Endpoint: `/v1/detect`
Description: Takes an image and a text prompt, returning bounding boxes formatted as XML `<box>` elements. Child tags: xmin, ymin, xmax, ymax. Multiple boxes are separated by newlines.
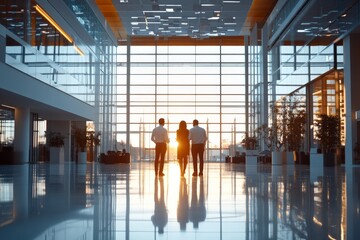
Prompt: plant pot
<box><xmin>246</xmin><ymin>150</ymin><xmax>258</xmax><ymax>166</ymax></box>
<box><xmin>272</xmin><ymin>151</ymin><xmax>283</xmax><ymax>165</ymax></box>
<box><xmin>78</xmin><ymin>151</ymin><xmax>87</xmax><ymax>164</ymax></box>
<box><xmin>310</xmin><ymin>152</ymin><xmax>338</xmax><ymax>167</ymax></box>
<box><xmin>286</xmin><ymin>151</ymin><xmax>295</xmax><ymax>165</ymax></box>
<box><xmin>49</xmin><ymin>147</ymin><xmax>64</xmax><ymax>164</ymax></box>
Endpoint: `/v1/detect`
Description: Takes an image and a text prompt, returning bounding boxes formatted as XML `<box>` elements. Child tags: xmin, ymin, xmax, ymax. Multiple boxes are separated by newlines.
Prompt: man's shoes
<box><xmin>199</xmin><ymin>172</ymin><xmax>203</xmax><ymax>176</ymax></box>
<box><xmin>159</xmin><ymin>172</ymin><xmax>165</xmax><ymax>176</ymax></box>
<box><xmin>192</xmin><ymin>172</ymin><xmax>197</xmax><ymax>177</ymax></box>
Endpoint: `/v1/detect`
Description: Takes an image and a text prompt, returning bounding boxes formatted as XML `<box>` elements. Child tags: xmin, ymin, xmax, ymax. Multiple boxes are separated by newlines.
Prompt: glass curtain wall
<box><xmin>116</xmin><ymin>42</ymin><xmax>247</xmax><ymax>162</ymax></box>
<box><xmin>262</xmin><ymin>0</ymin><xmax>347</xmax><ymax>153</ymax></box>
<box><xmin>248</xmin><ymin>25</ymin><xmax>262</xmax><ymax>137</ymax></box>
<box><xmin>0</xmin><ymin>0</ymin><xmax>117</xmax><ymax>152</ymax></box>
<box><xmin>1</xmin><ymin>0</ymin><xmax>95</xmax><ymax>103</ymax></box>
<box><xmin>64</xmin><ymin>0</ymin><xmax>118</xmax><ymax>153</ymax></box>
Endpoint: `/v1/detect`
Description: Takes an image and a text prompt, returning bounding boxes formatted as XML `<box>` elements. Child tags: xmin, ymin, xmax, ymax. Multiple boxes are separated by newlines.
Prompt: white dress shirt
<box><xmin>189</xmin><ymin>126</ymin><xmax>207</xmax><ymax>144</ymax></box>
<box><xmin>151</xmin><ymin>125</ymin><xmax>170</xmax><ymax>144</ymax></box>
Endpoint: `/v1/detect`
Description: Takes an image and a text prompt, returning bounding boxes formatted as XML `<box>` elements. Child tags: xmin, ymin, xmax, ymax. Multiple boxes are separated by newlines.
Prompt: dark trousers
<box><xmin>155</xmin><ymin>143</ymin><xmax>167</xmax><ymax>174</ymax></box>
<box><xmin>191</xmin><ymin>144</ymin><xmax>204</xmax><ymax>174</ymax></box>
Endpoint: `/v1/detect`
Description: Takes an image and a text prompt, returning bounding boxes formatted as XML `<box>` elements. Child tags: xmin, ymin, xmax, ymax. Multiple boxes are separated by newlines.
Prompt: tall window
<box><xmin>116</xmin><ymin>44</ymin><xmax>247</xmax><ymax>161</ymax></box>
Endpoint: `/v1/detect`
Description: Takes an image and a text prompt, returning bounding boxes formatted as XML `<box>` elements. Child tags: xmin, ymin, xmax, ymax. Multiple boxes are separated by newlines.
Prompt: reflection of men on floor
<box><xmin>177</xmin><ymin>177</ymin><xmax>189</xmax><ymax>231</ymax></box>
<box><xmin>151</xmin><ymin>177</ymin><xmax>168</xmax><ymax>234</ymax></box>
<box><xmin>189</xmin><ymin>176</ymin><xmax>206</xmax><ymax>229</ymax></box>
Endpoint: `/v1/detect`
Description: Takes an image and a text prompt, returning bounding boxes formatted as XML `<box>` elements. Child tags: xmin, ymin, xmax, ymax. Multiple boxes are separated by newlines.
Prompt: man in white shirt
<box><xmin>151</xmin><ymin>118</ymin><xmax>170</xmax><ymax>176</ymax></box>
<box><xmin>188</xmin><ymin>119</ymin><xmax>207</xmax><ymax>176</ymax></box>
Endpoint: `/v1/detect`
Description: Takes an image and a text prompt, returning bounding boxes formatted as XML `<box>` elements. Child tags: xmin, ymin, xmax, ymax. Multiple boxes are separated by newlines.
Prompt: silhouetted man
<box><xmin>189</xmin><ymin>119</ymin><xmax>207</xmax><ymax>176</ymax></box>
<box><xmin>151</xmin><ymin>118</ymin><xmax>169</xmax><ymax>176</ymax></box>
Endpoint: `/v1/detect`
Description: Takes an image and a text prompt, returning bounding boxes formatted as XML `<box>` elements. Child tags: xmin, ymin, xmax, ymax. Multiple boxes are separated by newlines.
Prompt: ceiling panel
<box><xmin>95</xmin><ymin>0</ymin><xmax>278</xmax><ymax>44</ymax></box>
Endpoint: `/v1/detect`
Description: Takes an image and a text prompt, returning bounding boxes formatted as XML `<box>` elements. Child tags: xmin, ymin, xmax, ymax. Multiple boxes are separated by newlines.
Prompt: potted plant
<box><xmin>241</xmin><ymin>135</ymin><xmax>257</xmax><ymax>150</ymax></box>
<box><xmin>313</xmin><ymin>114</ymin><xmax>340</xmax><ymax>166</ymax></box>
<box><xmin>46</xmin><ymin>131</ymin><xmax>65</xmax><ymax>148</ymax></box>
<box><xmin>88</xmin><ymin>131</ymin><xmax>101</xmax><ymax>162</ymax></box>
<box><xmin>284</xmin><ymin>94</ymin><xmax>307</xmax><ymax>164</ymax></box>
<box><xmin>240</xmin><ymin>134</ymin><xmax>258</xmax><ymax>165</ymax></box>
<box><xmin>256</xmin><ymin>103</ymin><xmax>285</xmax><ymax>165</ymax></box>
<box><xmin>73</xmin><ymin>127</ymin><xmax>88</xmax><ymax>163</ymax></box>
<box><xmin>45</xmin><ymin>131</ymin><xmax>65</xmax><ymax>163</ymax></box>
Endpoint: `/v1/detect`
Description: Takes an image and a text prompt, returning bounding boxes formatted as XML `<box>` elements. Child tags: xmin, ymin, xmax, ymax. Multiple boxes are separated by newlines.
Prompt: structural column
<box><xmin>344</xmin><ymin>33</ymin><xmax>360</xmax><ymax>167</ymax></box>
<box><xmin>14</xmin><ymin>107</ymin><xmax>30</xmax><ymax>163</ymax></box>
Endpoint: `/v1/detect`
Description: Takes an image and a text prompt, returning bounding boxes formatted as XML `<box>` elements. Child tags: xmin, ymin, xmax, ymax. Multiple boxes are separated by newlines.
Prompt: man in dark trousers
<box><xmin>188</xmin><ymin>119</ymin><xmax>207</xmax><ymax>176</ymax></box>
<box><xmin>151</xmin><ymin>118</ymin><xmax>169</xmax><ymax>176</ymax></box>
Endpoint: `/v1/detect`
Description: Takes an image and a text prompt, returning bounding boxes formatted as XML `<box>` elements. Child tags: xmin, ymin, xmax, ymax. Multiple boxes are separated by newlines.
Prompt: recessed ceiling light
<box><xmin>297</xmin><ymin>29</ymin><xmax>309</xmax><ymax>33</ymax></box>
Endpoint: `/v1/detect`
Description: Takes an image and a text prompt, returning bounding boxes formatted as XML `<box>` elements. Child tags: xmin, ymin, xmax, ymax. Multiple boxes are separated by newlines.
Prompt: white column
<box><xmin>344</xmin><ymin>33</ymin><xmax>360</xmax><ymax>167</ymax></box>
<box><xmin>14</xmin><ymin>107</ymin><xmax>30</xmax><ymax>163</ymax></box>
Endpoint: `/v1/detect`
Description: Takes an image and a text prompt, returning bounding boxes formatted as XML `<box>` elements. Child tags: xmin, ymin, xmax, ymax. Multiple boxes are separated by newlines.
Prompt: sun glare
<box><xmin>169</xmin><ymin>138</ymin><xmax>178</xmax><ymax>148</ymax></box>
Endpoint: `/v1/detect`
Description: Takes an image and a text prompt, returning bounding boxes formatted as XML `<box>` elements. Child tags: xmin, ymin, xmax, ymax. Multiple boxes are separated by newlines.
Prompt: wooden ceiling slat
<box><xmin>95</xmin><ymin>0</ymin><xmax>127</xmax><ymax>40</ymax></box>
<box><xmin>242</xmin><ymin>0</ymin><xmax>278</xmax><ymax>33</ymax></box>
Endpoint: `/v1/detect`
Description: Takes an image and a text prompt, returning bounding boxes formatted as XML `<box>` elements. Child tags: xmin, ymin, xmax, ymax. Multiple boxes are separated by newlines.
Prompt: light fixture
<box><xmin>34</xmin><ymin>4</ymin><xmax>73</xmax><ymax>44</ymax></box>
<box><xmin>73</xmin><ymin>44</ymin><xmax>84</xmax><ymax>56</ymax></box>
<box><xmin>1</xmin><ymin>104</ymin><xmax>15</xmax><ymax>109</ymax></box>
<box><xmin>35</xmin><ymin>4</ymin><xmax>85</xmax><ymax>56</ymax></box>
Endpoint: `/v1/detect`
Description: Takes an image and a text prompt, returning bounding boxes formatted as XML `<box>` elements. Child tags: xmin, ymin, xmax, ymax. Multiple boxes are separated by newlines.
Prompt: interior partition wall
<box><xmin>116</xmin><ymin>41</ymin><xmax>248</xmax><ymax>162</ymax></box>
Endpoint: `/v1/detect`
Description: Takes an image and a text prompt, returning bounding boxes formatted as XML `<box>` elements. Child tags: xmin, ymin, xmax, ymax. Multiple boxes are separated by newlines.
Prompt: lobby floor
<box><xmin>1</xmin><ymin>161</ymin><xmax>360</xmax><ymax>240</ymax></box>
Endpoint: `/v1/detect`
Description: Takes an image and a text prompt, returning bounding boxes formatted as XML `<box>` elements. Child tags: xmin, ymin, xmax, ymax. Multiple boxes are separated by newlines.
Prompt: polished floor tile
<box><xmin>1</xmin><ymin>161</ymin><xmax>360</xmax><ymax>240</ymax></box>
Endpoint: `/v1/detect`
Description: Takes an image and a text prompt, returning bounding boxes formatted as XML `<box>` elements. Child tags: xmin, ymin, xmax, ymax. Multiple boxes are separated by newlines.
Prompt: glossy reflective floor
<box><xmin>1</xmin><ymin>161</ymin><xmax>360</xmax><ymax>240</ymax></box>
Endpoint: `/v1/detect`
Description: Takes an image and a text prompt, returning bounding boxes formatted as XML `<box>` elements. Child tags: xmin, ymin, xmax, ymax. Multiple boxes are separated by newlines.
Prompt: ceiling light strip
<box><xmin>73</xmin><ymin>44</ymin><xmax>84</xmax><ymax>56</ymax></box>
<box><xmin>34</xmin><ymin>4</ymin><xmax>73</xmax><ymax>44</ymax></box>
